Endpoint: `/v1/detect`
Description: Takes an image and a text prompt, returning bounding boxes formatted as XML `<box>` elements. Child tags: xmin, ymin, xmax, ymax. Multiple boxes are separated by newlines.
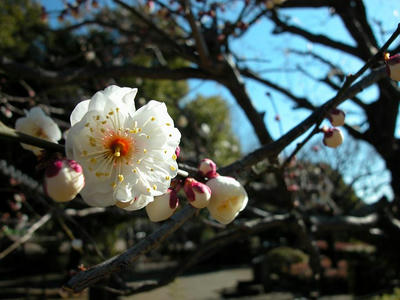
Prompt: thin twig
<box><xmin>64</xmin><ymin>205</ymin><xmax>197</xmax><ymax>292</ymax></box>
<box><xmin>0</xmin><ymin>213</ymin><xmax>52</xmax><ymax>260</ymax></box>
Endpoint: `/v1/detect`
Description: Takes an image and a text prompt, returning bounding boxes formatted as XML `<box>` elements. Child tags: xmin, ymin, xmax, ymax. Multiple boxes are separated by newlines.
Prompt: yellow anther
<box><xmin>96</xmin><ymin>115</ymin><xmax>100</xmax><ymax>120</ymax></box>
<box><xmin>114</xmin><ymin>145</ymin><xmax>121</xmax><ymax>157</ymax></box>
<box><xmin>172</xmin><ymin>154</ymin><xmax>177</xmax><ymax>160</ymax></box>
<box><xmin>136</xmin><ymin>159</ymin><xmax>141</xmax><ymax>164</ymax></box>
<box><xmin>146</xmin><ymin>135</ymin><xmax>150</xmax><ymax>139</ymax></box>
<box><xmin>108</xmin><ymin>111</ymin><xmax>114</xmax><ymax>115</ymax></box>
<box><xmin>116</xmin><ymin>107</ymin><xmax>120</xmax><ymax>112</ymax></box>
<box><xmin>132</xmin><ymin>169</ymin><xmax>137</xmax><ymax>173</ymax></box>
<box><xmin>112</xmin><ymin>182</ymin><xmax>117</xmax><ymax>189</ymax></box>
<box><xmin>147</xmin><ymin>187</ymin><xmax>151</xmax><ymax>192</ymax></box>
<box><xmin>130</xmin><ymin>129</ymin><xmax>137</xmax><ymax>134</ymax></box>
<box><xmin>95</xmin><ymin>172</ymin><xmax>103</xmax><ymax>177</ymax></box>
<box><xmin>150</xmin><ymin>168</ymin><xmax>154</xmax><ymax>172</ymax></box>
<box><xmin>143</xmin><ymin>149</ymin><xmax>147</xmax><ymax>153</ymax></box>
<box><xmin>118</xmin><ymin>174</ymin><xmax>124</xmax><ymax>182</ymax></box>
<box><xmin>170</xmin><ymin>166</ymin><xmax>176</xmax><ymax>171</ymax></box>
<box><xmin>169</xmin><ymin>134</ymin><xmax>172</xmax><ymax>137</ymax></box>
<box><xmin>82</xmin><ymin>150</ymin><xmax>88</xmax><ymax>156</ymax></box>
<box><xmin>164</xmin><ymin>150</ymin><xmax>167</xmax><ymax>154</ymax></box>
<box><xmin>85</xmin><ymin>123</ymin><xmax>90</xmax><ymax>127</ymax></box>
<box><xmin>104</xmin><ymin>172</ymin><xmax>110</xmax><ymax>176</ymax></box>
<box><xmin>100</xmin><ymin>128</ymin><xmax>105</xmax><ymax>133</ymax></box>
<box><xmin>102</xmin><ymin>120</ymin><xmax>107</xmax><ymax>124</ymax></box>
<box><xmin>90</xmin><ymin>158</ymin><xmax>97</xmax><ymax>163</ymax></box>
<box><xmin>151</xmin><ymin>117</ymin><xmax>155</xmax><ymax>121</ymax></box>
<box><xmin>138</xmin><ymin>128</ymin><xmax>142</xmax><ymax>132</ymax></box>
<box><xmin>166</xmin><ymin>122</ymin><xmax>171</xmax><ymax>126</ymax></box>
<box><xmin>165</xmin><ymin>176</ymin><xmax>170</xmax><ymax>180</ymax></box>
<box><xmin>90</xmin><ymin>127</ymin><xmax>94</xmax><ymax>133</ymax></box>
<box><xmin>153</xmin><ymin>185</ymin><xmax>157</xmax><ymax>190</ymax></box>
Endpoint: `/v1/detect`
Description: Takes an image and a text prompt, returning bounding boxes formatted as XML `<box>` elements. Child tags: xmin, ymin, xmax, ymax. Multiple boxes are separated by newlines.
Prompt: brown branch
<box><xmin>0</xmin><ymin>57</ymin><xmax>210</xmax><ymax>84</ymax></box>
<box><xmin>242</xmin><ymin>68</ymin><xmax>315</xmax><ymax>110</ymax></box>
<box><xmin>64</xmin><ymin>205</ymin><xmax>197</xmax><ymax>292</ymax></box>
<box><xmin>0</xmin><ymin>121</ymin><xmax>64</xmax><ymax>153</ymax></box>
<box><xmin>112</xmin><ymin>0</ymin><xmax>195</xmax><ymax>61</ymax></box>
<box><xmin>219</xmin><ymin>65</ymin><xmax>388</xmax><ymax>176</ymax></box>
<box><xmin>108</xmin><ymin>211</ymin><xmax>383</xmax><ymax>296</ymax></box>
<box><xmin>269</xmin><ymin>10</ymin><xmax>360</xmax><ymax>57</ymax></box>
<box><xmin>183</xmin><ymin>0</ymin><xmax>210</xmax><ymax>67</ymax></box>
<box><xmin>220</xmin><ymin>59</ymin><xmax>273</xmax><ymax>144</ymax></box>
<box><xmin>0</xmin><ymin>213</ymin><xmax>52</xmax><ymax>260</ymax></box>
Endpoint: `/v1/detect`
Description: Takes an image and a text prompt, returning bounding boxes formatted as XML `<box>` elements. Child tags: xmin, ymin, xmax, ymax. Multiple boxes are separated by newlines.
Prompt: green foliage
<box><xmin>265</xmin><ymin>246</ymin><xmax>309</xmax><ymax>273</ymax></box>
<box><xmin>373</xmin><ymin>288</ymin><xmax>400</xmax><ymax>300</ymax></box>
<box><xmin>184</xmin><ymin>95</ymin><xmax>241</xmax><ymax>165</ymax></box>
<box><xmin>0</xmin><ymin>0</ymin><xmax>44</xmax><ymax>58</ymax></box>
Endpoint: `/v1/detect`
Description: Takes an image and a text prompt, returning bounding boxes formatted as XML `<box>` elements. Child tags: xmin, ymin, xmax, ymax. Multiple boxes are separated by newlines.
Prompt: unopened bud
<box><xmin>44</xmin><ymin>159</ymin><xmax>85</xmax><ymax>202</ymax></box>
<box><xmin>198</xmin><ymin>158</ymin><xmax>217</xmax><ymax>178</ymax></box>
<box><xmin>175</xmin><ymin>146</ymin><xmax>181</xmax><ymax>158</ymax></box>
<box><xmin>328</xmin><ymin>108</ymin><xmax>345</xmax><ymax>127</ymax></box>
<box><xmin>206</xmin><ymin>176</ymin><xmax>248</xmax><ymax>224</ymax></box>
<box><xmin>146</xmin><ymin>189</ymin><xmax>179</xmax><ymax>222</ymax></box>
<box><xmin>323</xmin><ymin>127</ymin><xmax>343</xmax><ymax>148</ymax></box>
<box><xmin>385</xmin><ymin>53</ymin><xmax>400</xmax><ymax>81</ymax></box>
<box><xmin>184</xmin><ymin>178</ymin><xmax>211</xmax><ymax>208</ymax></box>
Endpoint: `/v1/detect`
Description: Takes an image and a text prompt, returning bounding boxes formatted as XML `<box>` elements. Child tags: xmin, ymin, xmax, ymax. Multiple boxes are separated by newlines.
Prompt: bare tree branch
<box><xmin>64</xmin><ymin>205</ymin><xmax>197</xmax><ymax>293</ymax></box>
<box><xmin>0</xmin><ymin>213</ymin><xmax>52</xmax><ymax>260</ymax></box>
<box><xmin>0</xmin><ymin>57</ymin><xmax>211</xmax><ymax>84</ymax></box>
<box><xmin>268</xmin><ymin>10</ymin><xmax>360</xmax><ymax>57</ymax></box>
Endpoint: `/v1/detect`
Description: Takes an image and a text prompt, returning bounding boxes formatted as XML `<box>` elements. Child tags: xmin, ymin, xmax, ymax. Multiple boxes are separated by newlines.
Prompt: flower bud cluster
<box><xmin>146</xmin><ymin>158</ymin><xmax>248</xmax><ymax>225</ymax></box>
<box><xmin>322</xmin><ymin>108</ymin><xmax>346</xmax><ymax>148</ymax></box>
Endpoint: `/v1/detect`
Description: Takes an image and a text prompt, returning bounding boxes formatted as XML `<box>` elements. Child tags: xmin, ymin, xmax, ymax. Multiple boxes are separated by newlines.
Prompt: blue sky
<box><xmin>39</xmin><ymin>0</ymin><xmax>399</xmax><ymax>202</ymax></box>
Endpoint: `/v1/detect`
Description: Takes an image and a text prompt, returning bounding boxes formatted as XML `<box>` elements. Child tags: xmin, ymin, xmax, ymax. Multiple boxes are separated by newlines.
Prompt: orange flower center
<box><xmin>105</xmin><ymin>136</ymin><xmax>133</xmax><ymax>158</ymax></box>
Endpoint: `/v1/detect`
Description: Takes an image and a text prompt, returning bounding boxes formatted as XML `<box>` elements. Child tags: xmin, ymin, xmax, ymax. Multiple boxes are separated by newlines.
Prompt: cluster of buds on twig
<box><xmin>321</xmin><ymin>108</ymin><xmax>345</xmax><ymax>148</ymax></box>
<box><xmin>146</xmin><ymin>157</ymin><xmax>248</xmax><ymax>225</ymax></box>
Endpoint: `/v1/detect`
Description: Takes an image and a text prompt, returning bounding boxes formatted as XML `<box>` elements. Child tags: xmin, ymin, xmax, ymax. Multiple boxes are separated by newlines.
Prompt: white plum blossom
<box><xmin>44</xmin><ymin>159</ymin><xmax>85</xmax><ymax>202</ymax></box>
<box><xmin>15</xmin><ymin>107</ymin><xmax>62</xmax><ymax>155</ymax></box>
<box><xmin>145</xmin><ymin>189</ymin><xmax>179</xmax><ymax>222</ymax></box>
<box><xmin>66</xmin><ymin>85</ymin><xmax>181</xmax><ymax>209</ymax></box>
<box><xmin>206</xmin><ymin>175</ymin><xmax>248</xmax><ymax>224</ymax></box>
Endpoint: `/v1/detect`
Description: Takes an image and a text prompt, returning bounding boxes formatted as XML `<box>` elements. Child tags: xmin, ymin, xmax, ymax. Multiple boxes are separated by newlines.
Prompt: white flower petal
<box><xmin>121</xmin><ymin>194</ymin><xmax>154</xmax><ymax>211</ymax></box>
<box><xmin>70</xmin><ymin>100</ymin><xmax>90</xmax><ymax>126</ymax></box>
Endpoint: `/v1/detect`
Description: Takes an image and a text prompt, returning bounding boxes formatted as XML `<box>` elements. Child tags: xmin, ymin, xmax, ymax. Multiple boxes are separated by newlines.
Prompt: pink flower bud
<box><xmin>44</xmin><ymin>159</ymin><xmax>85</xmax><ymax>202</ymax></box>
<box><xmin>184</xmin><ymin>178</ymin><xmax>212</xmax><ymax>208</ymax></box>
<box><xmin>198</xmin><ymin>158</ymin><xmax>217</xmax><ymax>178</ymax></box>
<box><xmin>146</xmin><ymin>189</ymin><xmax>179</xmax><ymax>222</ymax></box>
<box><xmin>328</xmin><ymin>108</ymin><xmax>345</xmax><ymax>127</ymax></box>
<box><xmin>206</xmin><ymin>176</ymin><xmax>248</xmax><ymax>224</ymax></box>
<box><xmin>385</xmin><ymin>53</ymin><xmax>400</xmax><ymax>81</ymax></box>
<box><xmin>323</xmin><ymin>127</ymin><xmax>344</xmax><ymax>148</ymax></box>
<box><xmin>175</xmin><ymin>146</ymin><xmax>181</xmax><ymax>158</ymax></box>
